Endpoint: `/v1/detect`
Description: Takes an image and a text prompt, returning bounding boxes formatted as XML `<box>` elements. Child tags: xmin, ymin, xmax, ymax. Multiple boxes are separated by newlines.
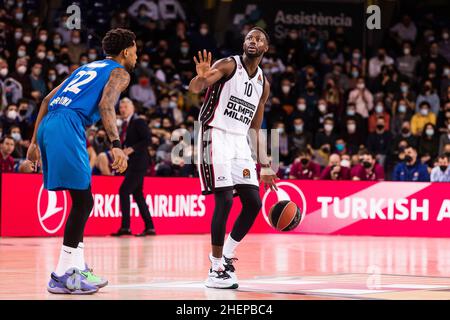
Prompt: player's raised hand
<box><xmin>26</xmin><ymin>142</ymin><xmax>41</xmax><ymax>172</ymax></box>
<box><xmin>111</xmin><ymin>147</ymin><xmax>128</xmax><ymax>173</ymax></box>
<box><xmin>193</xmin><ymin>49</ymin><xmax>212</xmax><ymax>77</ymax></box>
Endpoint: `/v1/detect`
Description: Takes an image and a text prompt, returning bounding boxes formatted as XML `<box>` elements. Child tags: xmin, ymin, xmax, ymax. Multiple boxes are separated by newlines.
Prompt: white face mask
<box><xmin>116</xmin><ymin>118</ymin><xmax>123</xmax><ymax>127</ymax></box>
<box><xmin>443</xmin><ymin>33</ymin><xmax>449</xmax><ymax>40</ymax></box>
<box><xmin>318</xmin><ymin>104</ymin><xmax>327</xmax><ymax>113</ymax></box>
<box><xmin>14</xmin><ymin>32</ymin><xmax>22</xmax><ymax>40</ymax></box>
<box><xmin>49</xmin><ymin>74</ymin><xmax>56</xmax><ymax>82</ymax></box>
<box><xmin>324</xmin><ymin>124</ymin><xmax>333</xmax><ymax>132</ymax></box>
<box><xmin>294</xmin><ymin>124</ymin><xmax>303</xmax><ymax>133</ymax></box>
<box><xmin>398</xmin><ymin>104</ymin><xmax>407</xmax><ymax>113</ymax></box>
<box><xmin>17</xmin><ymin>65</ymin><xmax>27</xmax><ymax>74</ymax></box>
<box><xmin>88</xmin><ymin>53</ymin><xmax>97</xmax><ymax>61</ymax></box>
<box><xmin>39</xmin><ymin>35</ymin><xmax>48</xmax><ymax>42</ymax></box>
<box><xmin>347</xmin><ymin>124</ymin><xmax>356</xmax><ymax>133</ymax></box>
<box><xmin>425</xmin><ymin>128</ymin><xmax>434</xmax><ymax>136</ymax></box>
<box><xmin>375</xmin><ymin>105</ymin><xmax>384</xmax><ymax>113</ymax></box>
<box><xmin>17</xmin><ymin>50</ymin><xmax>26</xmax><ymax>58</ymax></box>
<box><xmin>23</xmin><ymin>36</ymin><xmax>31</xmax><ymax>43</ymax></box>
<box><xmin>0</xmin><ymin>68</ymin><xmax>8</xmax><ymax>77</ymax></box>
<box><xmin>297</xmin><ymin>103</ymin><xmax>306</xmax><ymax>111</ymax></box>
<box><xmin>37</xmin><ymin>51</ymin><xmax>46</xmax><ymax>60</ymax></box>
<box><xmin>7</xmin><ymin>110</ymin><xmax>18</xmax><ymax>120</ymax></box>
<box><xmin>72</xmin><ymin>37</ymin><xmax>81</xmax><ymax>44</ymax></box>
<box><xmin>403</xmin><ymin>48</ymin><xmax>411</xmax><ymax>55</ymax></box>
<box><xmin>282</xmin><ymin>85</ymin><xmax>290</xmax><ymax>94</ymax></box>
<box><xmin>11</xmin><ymin>132</ymin><xmax>21</xmax><ymax>141</ymax></box>
<box><xmin>47</xmin><ymin>55</ymin><xmax>55</xmax><ymax>62</ymax></box>
<box><xmin>340</xmin><ymin>159</ymin><xmax>351</xmax><ymax>168</ymax></box>
<box><xmin>140</xmin><ymin>61</ymin><xmax>149</xmax><ymax>68</ymax></box>
<box><xmin>53</xmin><ymin>38</ymin><xmax>61</xmax><ymax>46</ymax></box>
<box><xmin>420</xmin><ymin>108</ymin><xmax>429</xmax><ymax>116</ymax></box>
<box><xmin>357</xmin><ymin>83</ymin><xmax>365</xmax><ymax>90</ymax></box>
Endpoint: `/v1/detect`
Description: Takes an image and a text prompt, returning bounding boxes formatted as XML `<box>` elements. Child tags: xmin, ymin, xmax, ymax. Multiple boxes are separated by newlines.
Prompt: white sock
<box><xmin>223</xmin><ymin>235</ymin><xmax>240</xmax><ymax>258</ymax></box>
<box><xmin>55</xmin><ymin>245</ymin><xmax>78</xmax><ymax>276</ymax></box>
<box><xmin>75</xmin><ymin>242</ymin><xmax>86</xmax><ymax>270</ymax></box>
<box><xmin>210</xmin><ymin>253</ymin><xmax>224</xmax><ymax>271</ymax></box>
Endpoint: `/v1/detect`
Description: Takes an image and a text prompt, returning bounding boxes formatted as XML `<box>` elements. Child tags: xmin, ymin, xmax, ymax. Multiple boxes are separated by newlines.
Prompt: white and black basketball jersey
<box><xmin>199</xmin><ymin>55</ymin><xmax>265</xmax><ymax>135</ymax></box>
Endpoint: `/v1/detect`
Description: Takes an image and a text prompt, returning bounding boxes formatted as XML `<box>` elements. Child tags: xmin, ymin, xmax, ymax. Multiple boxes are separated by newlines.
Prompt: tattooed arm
<box><xmin>98</xmin><ymin>67</ymin><xmax>130</xmax><ymax>173</ymax></box>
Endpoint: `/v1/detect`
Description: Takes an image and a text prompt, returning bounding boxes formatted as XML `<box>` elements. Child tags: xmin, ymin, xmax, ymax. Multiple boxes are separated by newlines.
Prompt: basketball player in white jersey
<box><xmin>189</xmin><ymin>27</ymin><xmax>278</xmax><ymax>289</ymax></box>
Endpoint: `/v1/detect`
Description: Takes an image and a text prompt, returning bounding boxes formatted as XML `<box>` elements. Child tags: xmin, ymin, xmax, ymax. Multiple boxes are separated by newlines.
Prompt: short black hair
<box><xmin>102</xmin><ymin>28</ymin><xmax>136</xmax><ymax>57</ymax></box>
<box><xmin>0</xmin><ymin>135</ymin><xmax>14</xmax><ymax>144</ymax></box>
<box><xmin>250</xmin><ymin>27</ymin><xmax>270</xmax><ymax>45</ymax></box>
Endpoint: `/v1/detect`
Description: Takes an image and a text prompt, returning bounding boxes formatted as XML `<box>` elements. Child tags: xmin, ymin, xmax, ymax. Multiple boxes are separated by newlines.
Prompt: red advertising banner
<box><xmin>1</xmin><ymin>174</ymin><xmax>450</xmax><ymax>237</ymax></box>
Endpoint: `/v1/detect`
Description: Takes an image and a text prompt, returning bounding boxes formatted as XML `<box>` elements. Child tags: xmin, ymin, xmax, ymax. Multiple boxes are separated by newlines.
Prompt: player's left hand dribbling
<box><xmin>111</xmin><ymin>147</ymin><xmax>128</xmax><ymax>173</ymax></box>
<box><xmin>26</xmin><ymin>143</ymin><xmax>41</xmax><ymax>171</ymax></box>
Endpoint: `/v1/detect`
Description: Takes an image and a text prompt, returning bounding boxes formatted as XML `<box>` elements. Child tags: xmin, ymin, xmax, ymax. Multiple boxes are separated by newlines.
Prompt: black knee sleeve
<box><xmin>211</xmin><ymin>190</ymin><xmax>234</xmax><ymax>246</ymax></box>
<box><xmin>63</xmin><ymin>187</ymin><xmax>94</xmax><ymax>248</ymax></box>
<box><xmin>230</xmin><ymin>186</ymin><xmax>262</xmax><ymax>242</ymax></box>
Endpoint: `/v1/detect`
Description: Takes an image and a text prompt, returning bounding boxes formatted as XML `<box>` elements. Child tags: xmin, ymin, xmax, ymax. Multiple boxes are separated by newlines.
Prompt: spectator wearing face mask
<box><xmin>29</xmin><ymin>63</ymin><xmax>46</xmax><ymax>101</ymax></box>
<box><xmin>411</xmin><ymin>101</ymin><xmax>436</xmax><ymax>135</ymax></box>
<box><xmin>430</xmin><ymin>154</ymin><xmax>450</xmax><ymax>182</ymax></box>
<box><xmin>392</xmin><ymin>146</ymin><xmax>430</xmax><ymax>181</ymax></box>
<box><xmin>313</xmin><ymin>99</ymin><xmax>334</xmax><ymax>132</ymax></box>
<box><xmin>322</xmin><ymin>77</ymin><xmax>343</xmax><ymax>116</ymax></box>
<box><xmin>289</xmin><ymin>148</ymin><xmax>321</xmax><ymax>180</ymax></box>
<box><xmin>368</xmin><ymin>101</ymin><xmax>390</xmax><ymax>133</ymax></box>
<box><xmin>368</xmin><ymin>48</ymin><xmax>394</xmax><ymax>79</ymax></box>
<box><xmin>320</xmin><ymin>153</ymin><xmax>351</xmax><ymax>180</ymax></box>
<box><xmin>289</xmin><ymin>117</ymin><xmax>313</xmax><ymax>157</ymax></box>
<box><xmin>293</xmin><ymin>97</ymin><xmax>314</xmax><ymax>131</ymax></box>
<box><xmin>438</xmin><ymin>118</ymin><xmax>450</xmax><ymax>154</ymax></box>
<box><xmin>418</xmin><ymin>123</ymin><xmax>439</xmax><ymax>165</ymax></box>
<box><xmin>17</xmin><ymin>99</ymin><xmax>33</xmax><ymax>139</ymax></box>
<box><xmin>0</xmin><ymin>135</ymin><xmax>15</xmax><ymax>173</ymax></box>
<box><xmin>343</xmin><ymin>117</ymin><xmax>364</xmax><ymax>154</ymax></box>
<box><xmin>440</xmin><ymin>67</ymin><xmax>450</xmax><ymax>101</ymax></box>
<box><xmin>396</xmin><ymin>42</ymin><xmax>420</xmax><ymax>80</ymax></box>
<box><xmin>391</xmin><ymin>98</ymin><xmax>414</xmax><ymax>136</ymax></box>
<box><xmin>392</xmin><ymin>120</ymin><xmax>418</xmax><ymax>152</ymax></box>
<box><xmin>278</xmin><ymin>78</ymin><xmax>296</xmax><ymax>106</ymax></box>
<box><xmin>320</xmin><ymin>40</ymin><xmax>344</xmax><ymax>74</ymax></box>
<box><xmin>367</xmin><ymin>116</ymin><xmax>392</xmax><ymax>167</ymax></box>
<box><xmin>67</xmin><ymin>30</ymin><xmax>87</xmax><ymax>64</ymax></box>
<box><xmin>192</xmin><ymin>22</ymin><xmax>217</xmax><ymax>56</ymax></box>
<box><xmin>91</xmin><ymin>128</ymin><xmax>110</xmax><ymax>155</ymax></box>
<box><xmin>351</xmin><ymin>150</ymin><xmax>385</xmax><ymax>181</ymax></box>
<box><xmin>46</xmin><ymin>68</ymin><xmax>59</xmax><ymax>92</ymax></box>
<box><xmin>10</xmin><ymin>58</ymin><xmax>32</xmax><ymax>98</ymax></box>
<box><xmin>347</xmin><ymin>77</ymin><xmax>374</xmax><ymax>118</ymax></box>
<box><xmin>301</xmin><ymin>80</ymin><xmax>319</xmax><ymax>113</ymax></box>
<box><xmin>129</xmin><ymin>75</ymin><xmax>156</xmax><ymax>109</ymax></box>
<box><xmin>9</xmin><ymin>125</ymin><xmax>28</xmax><ymax>159</ymax></box>
<box><xmin>314</xmin><ymin>116</ymin><xmax>337</xmax><ymax>149</ymax></box>
<box><xmin>1</xmin><ymin>104</ymin><xmax>20</xmax><ymax>134</ymax></box>
<box><xmin>394</xmin><ymin>81</ymin><xmax>416</xmax><ymax>107</ymax></box>
<box><xmin>421</xmin><ymin>42</ymin><xmax>447</xmax><ymax>77</ymax></box>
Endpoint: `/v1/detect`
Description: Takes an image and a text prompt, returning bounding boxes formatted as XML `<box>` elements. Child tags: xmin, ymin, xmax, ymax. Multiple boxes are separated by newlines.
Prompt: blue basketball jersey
<box><xmin>48</xmin><ymin>59</ymin><xmax>125</xmax><ymax>125</ymax></box>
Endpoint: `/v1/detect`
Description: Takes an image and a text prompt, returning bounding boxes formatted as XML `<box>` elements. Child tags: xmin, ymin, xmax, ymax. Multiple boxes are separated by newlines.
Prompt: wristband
<box><xmin>112</xmin><ymin>140</ymin><xmax>121</xmax><ymax>149</ymax></box>
<box><xmin>260</xmin><ymin>166</ymin><xmax>276</xmax><ymax>176</ymax></box>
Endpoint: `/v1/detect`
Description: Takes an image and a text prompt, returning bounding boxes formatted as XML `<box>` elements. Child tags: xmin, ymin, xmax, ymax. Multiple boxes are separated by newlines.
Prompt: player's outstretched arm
<box><xmin>250</xmin><ymin>78</ymin><xmax>278</xmax><ymax>191</ymax></box>
<box><xmin>188</xmin><ymin>50</ymin><xmax>234</xmax><ymax>93</ymax></box>
<box><xmin>98</xmin><ymin>67</ymin><xmax>130</xmax><ymax>173</ymax></box>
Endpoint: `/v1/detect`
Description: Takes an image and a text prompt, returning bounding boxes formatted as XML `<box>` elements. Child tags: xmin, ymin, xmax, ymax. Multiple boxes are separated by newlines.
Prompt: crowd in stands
<box><xmin>0</xmin><ymin>0</ymin><xmax>449</xmax><ymax>182</ymax></box>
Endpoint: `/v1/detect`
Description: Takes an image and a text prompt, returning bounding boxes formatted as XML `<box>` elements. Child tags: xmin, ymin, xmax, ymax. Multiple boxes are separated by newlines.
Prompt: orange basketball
<box><xmin>268</xmin><ymin>200</ymin><xmax>303</xmax><ymax>231</ymax></box>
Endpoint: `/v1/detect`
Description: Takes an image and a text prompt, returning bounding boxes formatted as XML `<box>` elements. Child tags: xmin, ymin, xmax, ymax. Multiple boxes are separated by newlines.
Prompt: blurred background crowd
<box><xmin>0</xmin><ymin>0</ymin><xmax>449</xmax><ymax>182</ymax></box>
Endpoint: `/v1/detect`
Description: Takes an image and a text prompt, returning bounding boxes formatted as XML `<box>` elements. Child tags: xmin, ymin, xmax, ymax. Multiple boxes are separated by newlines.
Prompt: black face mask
<box><xmin>363</xmin><ymin>161</ymin><xmax>372</xmax><ymax>169</ymax></box>
<box><xmin>301</xmin><ymin>158</ymin><xmax>309</xmax><ymax>166</ymax></box>
<box><xmin>445</xmin><ymin>152</ymin><xmax>450</xmax><ymax>158</ymax></box>
<box><xmin>96</xmin><ymin>136</ymin><xmax>105</xmax><ymax>144</ymax></box>
<box><xmin>376</xmin><ymin>125</ymin><xmax>384</xmax><ymax>131</ymax></box>
<box><xmin>440</xmin><ymin>165</ymin><xmax>448</xmax><ymax>172</ymax></box>
<box><xmin>401</xmin><ymin>128</ymin><xmax>410</xmax><ymax>135</ymax></box>
<box><xmin>321</xmin><ymin>147</ymin><xmax>330</xmax><ymax>154</ymax></box>
<box><xmin>404</xmin><ymin>155</ymin><xmax>413</xmax><ymax>163</ymax></box>
<box><xmin>19</xmin><ymin>109</ymin><xmax>27</xmax><ymax>116</ymax></box>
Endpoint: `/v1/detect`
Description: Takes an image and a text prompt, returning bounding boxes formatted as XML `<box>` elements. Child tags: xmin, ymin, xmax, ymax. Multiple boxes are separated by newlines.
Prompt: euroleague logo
<box><xmin>37</xmin><ymin>184</ymin><xmax>68</xmax><ymax>234</ymax></box>
<box><xmin>261</xmin><ymin>182</ymin><xmax>307</xmax><ymax>230</ymax></box>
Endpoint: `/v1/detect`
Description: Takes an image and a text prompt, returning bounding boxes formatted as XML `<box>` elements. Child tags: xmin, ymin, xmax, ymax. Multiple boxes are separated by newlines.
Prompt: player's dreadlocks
<box><xmin>102</xmin><ymin>28</ymin><xmax>136</xmax><ymax>57</ymax></box>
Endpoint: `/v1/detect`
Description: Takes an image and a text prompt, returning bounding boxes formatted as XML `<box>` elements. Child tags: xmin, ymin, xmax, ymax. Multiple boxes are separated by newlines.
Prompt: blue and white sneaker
<box><xmin>47</xmin><ymin>268</ymin><xmax>99</xmax><ymax>295</ymax></box>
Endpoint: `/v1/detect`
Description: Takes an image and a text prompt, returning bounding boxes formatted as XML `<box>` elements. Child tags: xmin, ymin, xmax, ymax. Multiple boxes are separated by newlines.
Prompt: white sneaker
<box><xmin>205</xmin><ymin>269</ymin><xmax>238</xmax><ymax>289</ymax></box>
<box><xmin>223</xmin><ymin>255</ymin><xmax>238</xmax><ymax>282</ymax></box>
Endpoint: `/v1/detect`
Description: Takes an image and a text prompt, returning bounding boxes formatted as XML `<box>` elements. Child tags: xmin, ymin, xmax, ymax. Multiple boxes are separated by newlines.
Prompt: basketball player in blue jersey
<box><xmin>189</xmin><ymin>27</ymin><xmax>278</xmax><ymax>289</ymax></box>
<box><xmin>26</xmin><ymin>28</ymin><xmax>137</xmax><ymax>294</ymax></box>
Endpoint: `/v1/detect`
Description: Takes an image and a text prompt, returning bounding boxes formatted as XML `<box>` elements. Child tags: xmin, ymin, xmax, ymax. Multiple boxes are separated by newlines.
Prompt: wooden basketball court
<box><xmin>1</xmin><ymin>234</ymin><xmax>450</xmax><ymax>300</ymax></box>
